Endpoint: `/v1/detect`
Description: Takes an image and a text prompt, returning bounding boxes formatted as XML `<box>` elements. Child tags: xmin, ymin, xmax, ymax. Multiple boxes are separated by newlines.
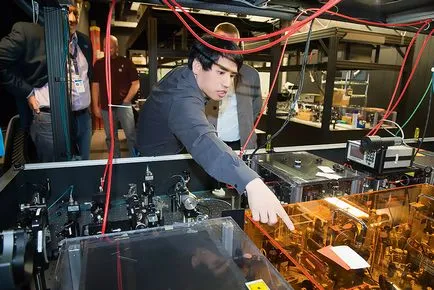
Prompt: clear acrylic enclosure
<box><xmin>54</xmin><ymin>217</ymin><xmax>292</xmax><ymax>290</ymax></box>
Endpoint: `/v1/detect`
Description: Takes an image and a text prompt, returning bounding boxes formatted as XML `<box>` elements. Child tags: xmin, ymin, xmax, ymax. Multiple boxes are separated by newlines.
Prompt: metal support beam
<box><xmin>266</xmin><ymin>36</ymin><xmax>281</xmax><ymax>132</ymax></box>
<box><xmin>321</xmin><ymin>36</ymin><xmax>339</xmax><ymax>131</ymax></box>
<box><xmin>44</xmin><ymin>6</ymin><xmax>72</xmax><ymax>161</ymax></box>
<box><xmin>157</xmin><ymin>49</ymin><xmax>188</xmax><ymax>58</ymax></box>
<box><xmin>147</xmin><ymin>16</ymin><xmax>158</xmax><ymax>88</ymax></box>
<box><xmin>387</xmin><ymin>5</ymin><xmax>434</xmax><ymax>24</ymax></box>
<box><xmin>397</xmin><ymin>44</ymin><xmax>415</xmax><ymax>124</ymax></box>
<box><xmin>395</xmin><ymin>46</ymin><xmax>406</xmax><ymax>59</ymax></box>
<box><xmin>318</xmin><ymin>39</ymin><xmax>328</xmax><ymax>56</ymax></box>
<box><xmin>181</xmin><ymin>27</ymin><xmax>188</xmax><ymax>51</ymax></box>
<box><xmin>344</xmin><ymin>43</ymin><xmax>351</xmax><ymax>60</ymax></box>
<box><xmin>122</xmin><ymin>0</ymin><xmax>298</xmax><ymax>21</ymax></box>
<box><xmin>374</xmin><ymin>45</ymin><xmax>381</xmax><ymax>63</ymax></box>
<box><xmin>126</xmin><ymin>7</ymin><xmax>149</xmax><ymax>49</ymax></box>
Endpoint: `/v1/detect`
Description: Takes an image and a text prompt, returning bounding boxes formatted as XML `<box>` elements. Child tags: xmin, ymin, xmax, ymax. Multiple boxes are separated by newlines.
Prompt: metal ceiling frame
<box><xmin>93</xmin><ymin>0</ymin><xmax>301</xmax><ymax>21</ymax></box>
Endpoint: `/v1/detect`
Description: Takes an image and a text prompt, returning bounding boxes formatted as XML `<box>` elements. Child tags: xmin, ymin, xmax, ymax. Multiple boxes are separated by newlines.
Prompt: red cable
<box><xmin>367</xmin><ymin>22</ymin><xmax>430</xmax><ymax>136</ymax></box>
<box><xmin>101</xmin><ymin>0</ymin><xmax>116</xmax><ymax>235</ymax></box>
<box><xmin>166</xmin><ymin>0</ymin><xmax>342</xmax><ymax>43</ymax></box>
<box><xmin>163</xmin><ymin>0</ymin><xmax>341</xmax><ymax>54</ymax></box>
<box><xmin>116</xmin><ymin>242</ymin><xmax>124</xmax><ymax>290</ymax></box>
<box><xmin>370</xmin><ymin>29</ymin><xmax>434</xmax><ymax>135</ymax></box>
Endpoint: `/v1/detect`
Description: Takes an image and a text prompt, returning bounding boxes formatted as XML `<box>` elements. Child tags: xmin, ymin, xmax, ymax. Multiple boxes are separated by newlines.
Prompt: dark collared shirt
<box><xmin>136</xmin><ymin>66</ymin><xmax>259</xmax><ymax>193</ymax></box>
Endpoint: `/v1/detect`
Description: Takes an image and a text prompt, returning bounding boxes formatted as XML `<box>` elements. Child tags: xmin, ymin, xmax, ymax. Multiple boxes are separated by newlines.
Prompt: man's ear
<box><xmin>192</xmin><ymin>59</ymin><xmax>202</xmax><ymax>75</ymax></box>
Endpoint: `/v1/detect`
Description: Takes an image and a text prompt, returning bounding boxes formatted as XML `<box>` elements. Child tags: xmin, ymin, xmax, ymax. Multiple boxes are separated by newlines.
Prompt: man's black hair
<box><xmin>188</xmin><ymin>34</ymin><xmax>243</xmax><ymax>72</ymax></box>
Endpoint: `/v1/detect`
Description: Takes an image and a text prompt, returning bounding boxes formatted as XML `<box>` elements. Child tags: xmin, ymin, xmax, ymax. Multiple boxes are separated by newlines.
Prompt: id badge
<box><xmin>74</xmin><ymin>79</ymin><xmax>85</xmax><ymax>93</ymax></box>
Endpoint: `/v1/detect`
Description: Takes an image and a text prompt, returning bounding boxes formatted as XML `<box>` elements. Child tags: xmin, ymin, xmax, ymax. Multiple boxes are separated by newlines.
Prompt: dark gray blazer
<box><xmin>0</xmin><ymin>22</ymin><xmax>93</xmax><ymax>128</ymax></box>
<box><xmin>205</xmin><ymin>64</ymin><xmax>262</xmax><ymax>149</ymax></box>
<box><xmin>136</xmin><ymin>66</ymin><xmax>259</xmax><ymax>193</ymax></box>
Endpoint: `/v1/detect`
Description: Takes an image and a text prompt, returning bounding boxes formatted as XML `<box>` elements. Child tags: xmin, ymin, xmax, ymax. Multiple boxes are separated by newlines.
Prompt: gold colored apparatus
<box><xmin>245</xmin><ymin>184</ymin><xmax>434</xmax><ymax>289</ymax></box>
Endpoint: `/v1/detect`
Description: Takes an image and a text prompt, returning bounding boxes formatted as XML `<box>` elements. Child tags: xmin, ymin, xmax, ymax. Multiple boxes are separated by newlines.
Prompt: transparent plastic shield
<box><xmin>55</xmin><ymin>217</ymin><xmax>292</xmax><ymax>290</ymax></box>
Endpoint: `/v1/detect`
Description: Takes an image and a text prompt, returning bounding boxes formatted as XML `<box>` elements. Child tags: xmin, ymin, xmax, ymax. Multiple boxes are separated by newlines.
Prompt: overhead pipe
<box><xmin>91</xmin><ymin>0</ymin><xmax>301</xmax><ymax>21</ymax></box>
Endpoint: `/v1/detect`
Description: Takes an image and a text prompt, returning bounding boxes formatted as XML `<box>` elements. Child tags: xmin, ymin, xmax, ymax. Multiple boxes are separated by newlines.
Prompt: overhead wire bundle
<box><xmin>163</xmin><ymin>0</ymin><xmax>342</xmax><ymax>54</ymax></box>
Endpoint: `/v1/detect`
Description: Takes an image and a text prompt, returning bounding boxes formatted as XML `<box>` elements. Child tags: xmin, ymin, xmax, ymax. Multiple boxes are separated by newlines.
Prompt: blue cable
<box><xmin>0</xmin><ymin>128</ymin><xmax>4</xmax><ymax>157</ymax></box>
<box><xmin>432</xmin><ymin>70</ymin><xmax>434</xmax><ymax>93</ymax></box>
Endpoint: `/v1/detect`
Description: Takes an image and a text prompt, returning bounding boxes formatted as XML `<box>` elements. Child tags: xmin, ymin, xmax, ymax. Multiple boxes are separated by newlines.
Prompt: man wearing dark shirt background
<box><xmin>92</xmin><ymin>35</ymin><xmax>139</xmax><ymax>157</ymax></box>
<box><xmin>137</xmin><ymin>35</ymin><xmax>294</xmax><ymax>230</ymax></box>
<box><xmin>0</xmin><ymin>5</ymin><xmax>93</xmax><ymax>162</ymax></box>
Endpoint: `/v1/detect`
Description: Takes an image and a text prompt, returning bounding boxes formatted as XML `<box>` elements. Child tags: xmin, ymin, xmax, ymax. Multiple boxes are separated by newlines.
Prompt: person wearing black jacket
<box><xmin>0</xmin><ymin>5</ymin><xmax>93</xmax><ymax>162</ymax></box>
<box><xmin>137</xmin><ymin>35</ymin><xmax>294</xmax><ymax>230</ymax></box>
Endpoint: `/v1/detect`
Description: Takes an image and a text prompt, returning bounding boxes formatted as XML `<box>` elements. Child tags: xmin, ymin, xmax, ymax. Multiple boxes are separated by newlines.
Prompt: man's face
<box><xmin>192</xmin><ymin>57</ymin><xmax>238</xmax><ymax>101</ymax></box>
<box><xmin>109</xmin><ymin>38</ymin><xmax>118</xmax><ymax>58</ymax></box>
<box><xmin>68</xmin><ymin>6</ymin><xmax>79</xmax><ymax>36</ymax></box>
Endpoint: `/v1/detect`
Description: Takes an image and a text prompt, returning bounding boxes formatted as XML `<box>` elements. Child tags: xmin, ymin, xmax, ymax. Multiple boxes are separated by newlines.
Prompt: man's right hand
<box><xmin>28</xmin><ymin>95</ymin><xmax>40</xmax><ymax>114</ymax></box>
<box><xmin>246</xmin><ymin>178</ymin><xmax>295</xmax><ymax>231</ymax></box>
<box><xmin>93</xmin><ymin>106</ymin><xmax>102</xmax><ymax>119</ymax></box>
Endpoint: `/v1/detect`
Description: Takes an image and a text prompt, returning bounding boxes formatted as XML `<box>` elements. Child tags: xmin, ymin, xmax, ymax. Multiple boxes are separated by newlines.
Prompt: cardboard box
<box><xmin>333</xmin><ymin>89</ymin><xmax>350</xmax><ymax>107</ymax></box>
<box><xmin>297</xmin><ymin>111</ymin><xmax>314</xmax><ymax>121</ymax></box>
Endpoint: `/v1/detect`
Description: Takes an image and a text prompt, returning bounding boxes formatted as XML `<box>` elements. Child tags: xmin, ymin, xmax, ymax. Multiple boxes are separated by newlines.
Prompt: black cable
<box><xmin>64</xmin><ymin>7</ymin><xmax>74</xmax><ymax>159</ymax></box>
<box><xmin>413</xmin><ymin>71</ymin><xmax>433</xmax><ymax>158</ymax></box>
<box><xmin>250</xmin><ymin>19</ymin><xmax>314</xmax><ymax>159</ymax></box>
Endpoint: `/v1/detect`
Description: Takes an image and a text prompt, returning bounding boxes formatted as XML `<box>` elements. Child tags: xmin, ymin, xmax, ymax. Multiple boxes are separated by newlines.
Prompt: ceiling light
<box><xmin>131</xmin><ymin>2</ymin><xmax>141</xmax><ymax>11</ymax></box>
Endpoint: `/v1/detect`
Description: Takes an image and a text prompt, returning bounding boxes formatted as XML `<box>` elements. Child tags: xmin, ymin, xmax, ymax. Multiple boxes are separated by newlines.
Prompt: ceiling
<box><xmin>320</xmin><ymin>0</ymin><xmax>434</xmax><ymax>22</ymax></box>
<box><xmin>113</xmin><ymin>0</ymin><xmax>434</xmax><ymax>50</ymax></box>
<box><xmin>121</xmin><ymin>0</ymin><xmax>434</xmax><ymax>23</ymax></box>
<box><xmin>9</xmin><ymin>0</ymin><xmax>434</xmax><ymax>51</ymax></box>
